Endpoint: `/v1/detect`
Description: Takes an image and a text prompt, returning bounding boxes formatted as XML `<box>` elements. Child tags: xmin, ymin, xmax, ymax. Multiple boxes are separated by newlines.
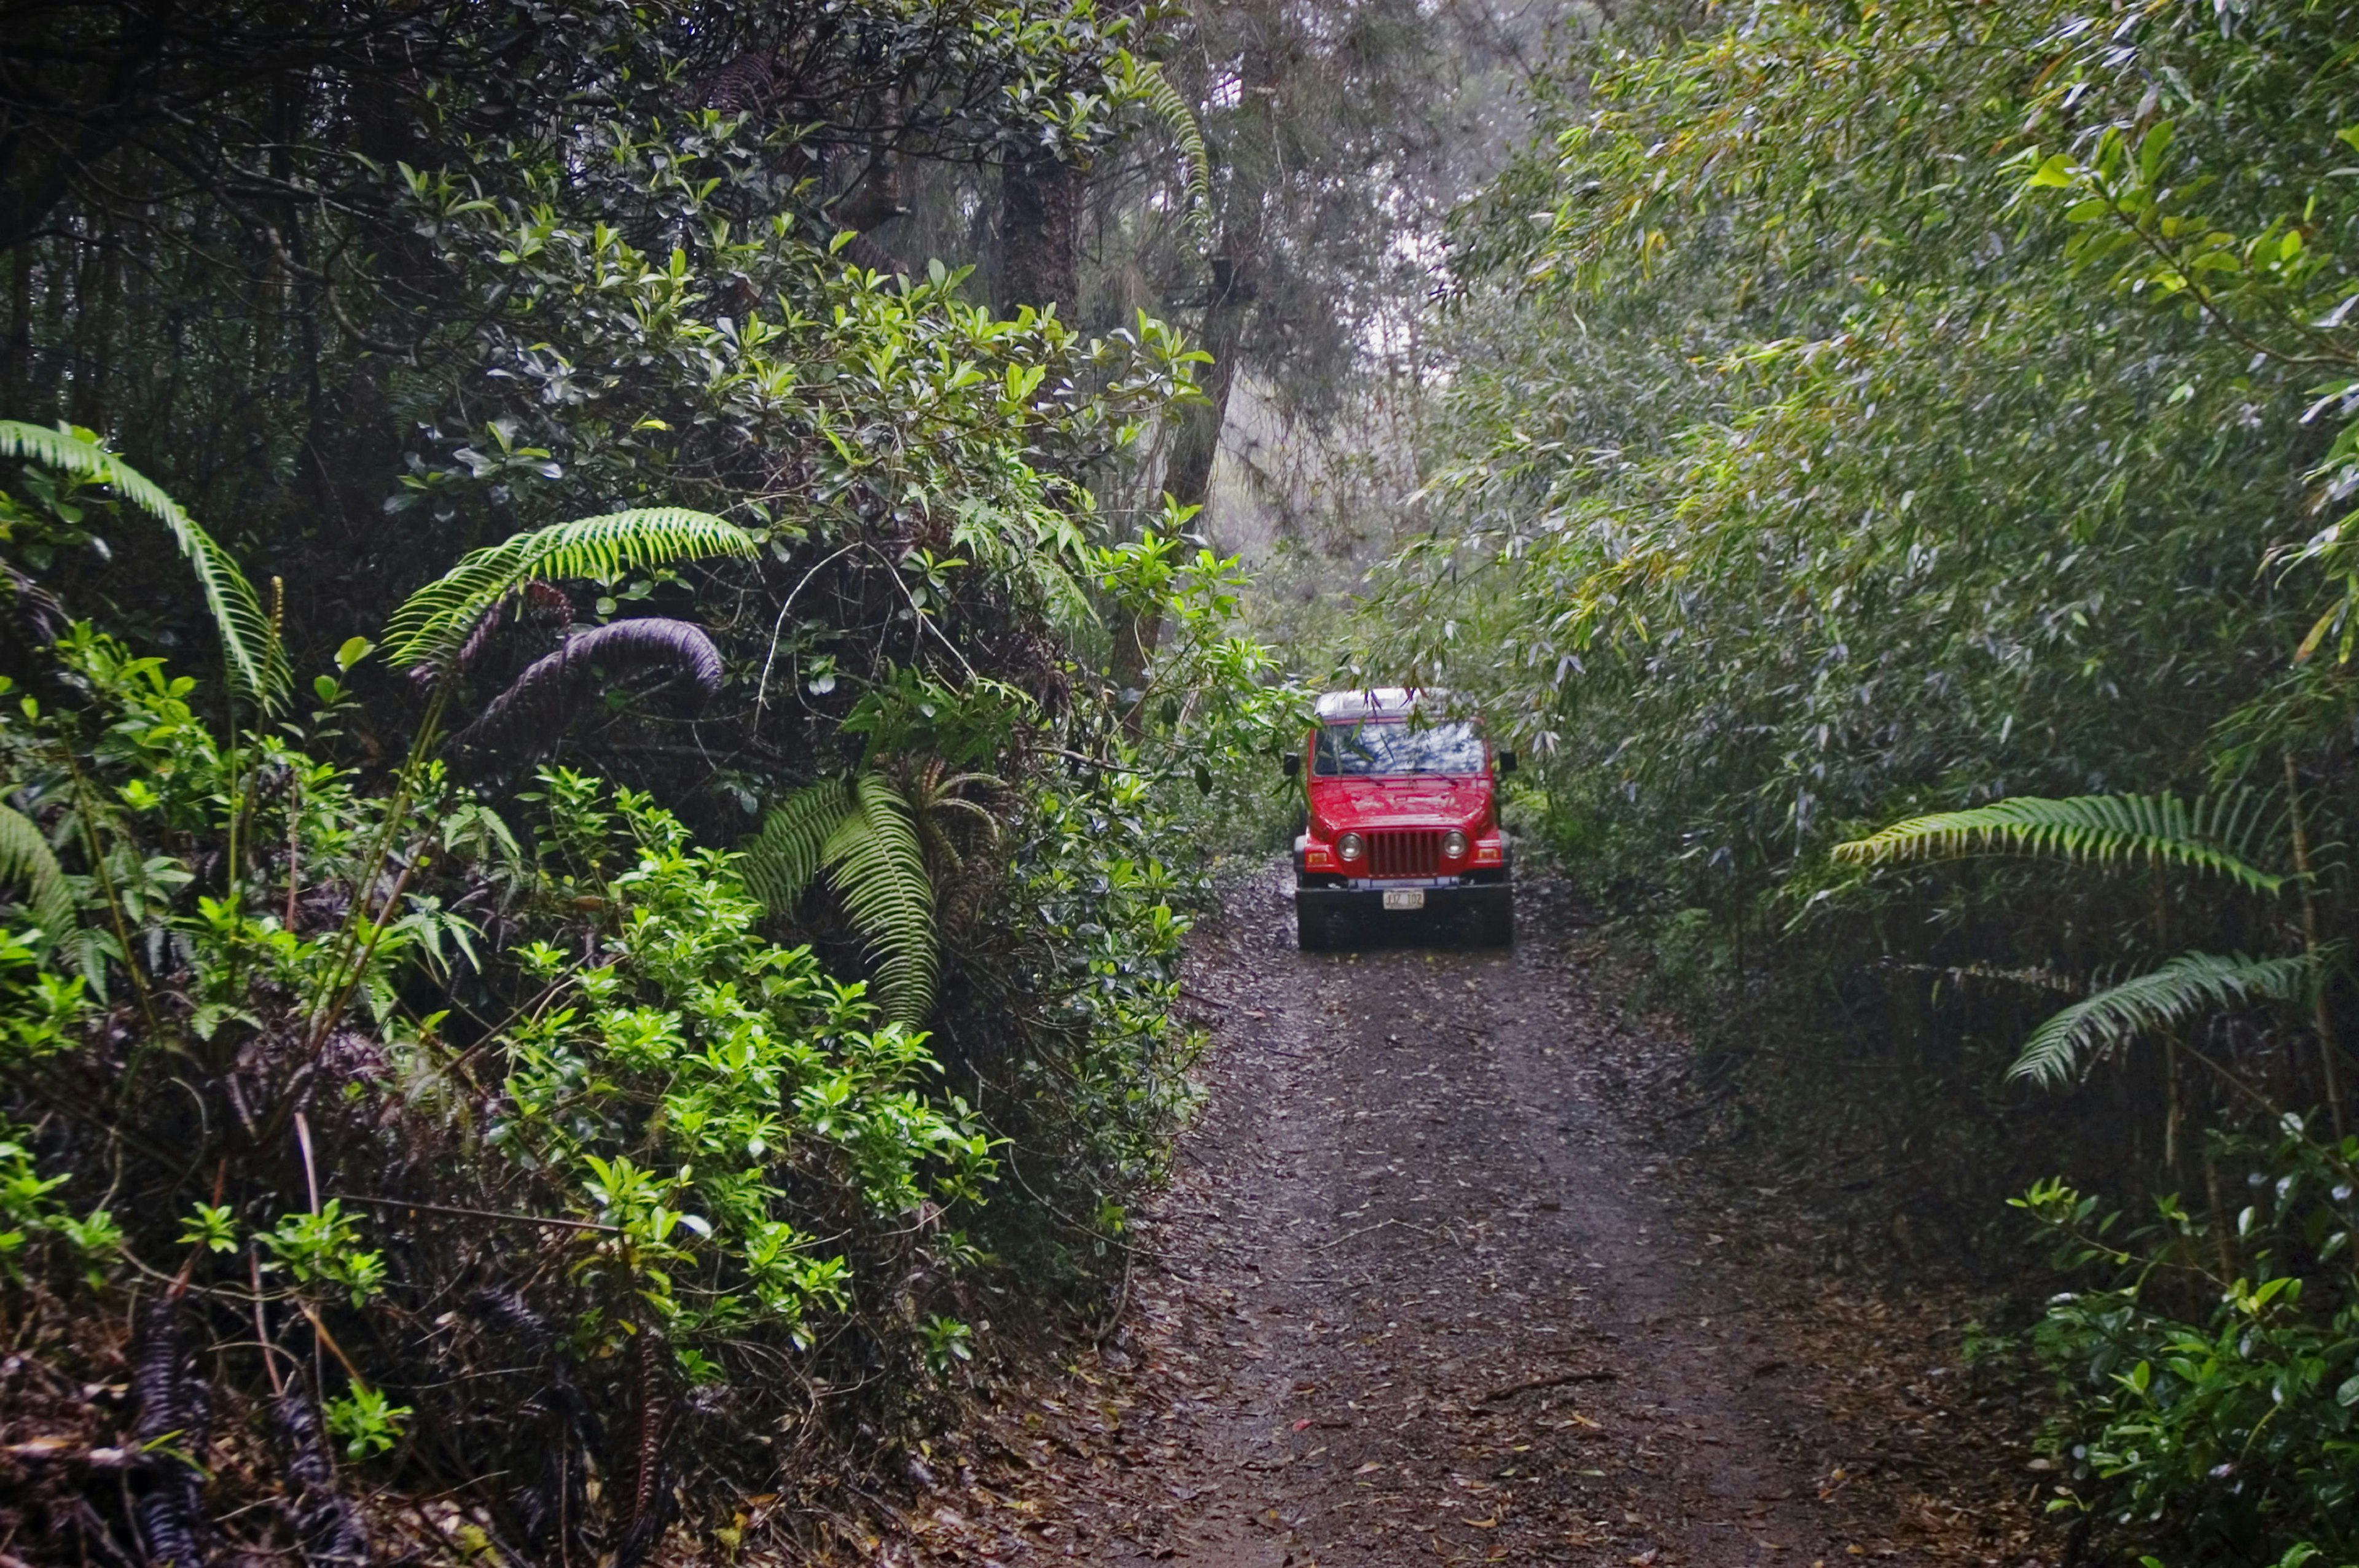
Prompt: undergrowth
<box><xmin>0</xmin><ymin>429</ymin><xmax>1261</xmax><ymax>1560</ymax></box>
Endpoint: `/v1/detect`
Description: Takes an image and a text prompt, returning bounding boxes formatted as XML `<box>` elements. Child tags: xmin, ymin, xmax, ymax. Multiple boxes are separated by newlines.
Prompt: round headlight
<box><xmin>1336</xmin><ymin>832</ymin><xmax>1365</xmax><ymax>864</ymax></box>
<box><xmin>1442</xmin><ymin>829</ymin><xmax>1470</xmax><ymax>859</ymax></box>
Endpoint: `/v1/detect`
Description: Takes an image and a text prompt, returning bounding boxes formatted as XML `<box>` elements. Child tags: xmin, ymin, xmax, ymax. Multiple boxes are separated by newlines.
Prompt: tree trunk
<box><xmin>1109</xmin><ymin>254</ymin><xmax>1253</xmax><ymax>706</ymax></box>
<box><xmin>994</xmin><ymin>152</ymin><xmax>1080</xmax><ymax>316</ymax></box>
<box><xmin>1160</xmin><ymin>255</ymin><xmax>1252</xmax><ymax>526</ymax></box>
<box><xmin>2</xmin><ymin>243</ymin><xmax>30</xmax><ymax>413</ymax></box>
<box><xmin>70</xmin><ymin>216</ymin><xmax>119</xmax><ymax>431</ymax></box>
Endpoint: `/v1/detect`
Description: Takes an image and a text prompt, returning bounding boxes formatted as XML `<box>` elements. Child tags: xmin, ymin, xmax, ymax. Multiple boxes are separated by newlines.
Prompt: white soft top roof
<box><xmin>1313</xmin><ymin>687</ymin><xmax>1466</xmax><ymax>722</ymax></box>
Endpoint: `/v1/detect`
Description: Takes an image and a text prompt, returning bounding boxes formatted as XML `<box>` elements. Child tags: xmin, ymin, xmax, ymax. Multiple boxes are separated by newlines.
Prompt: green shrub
<box><xmin>2019</xmin><ymin>1121</ymin><xmax>2359</xmax><ymax>1560</ymax></box>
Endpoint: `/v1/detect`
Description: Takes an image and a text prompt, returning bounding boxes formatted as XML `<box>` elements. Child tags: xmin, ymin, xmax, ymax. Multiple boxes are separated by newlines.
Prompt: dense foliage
<box><xmin>1398</xmin><ymin>1</ymin><xmax>2359</xmax><ymax>1560</ymax></box>
<box><xmin>0</xmin><ymin>435</ymin><xmax>1251</xmax><ymax>1562</ymax></box>
<box><xmin>2013</xmin><ymin>1121</ymin><xmax>2359</xmax><ymax>1560</ymax></box>
<box><xmin>0</xmin><ymin>0</ymin><xmax>1301</xmax><ymax>1561</ymax></box>
<box><xmin>39</xmin><ymin>0</ymin><xmax>2359</xmax><ymax>1561</ymax></box>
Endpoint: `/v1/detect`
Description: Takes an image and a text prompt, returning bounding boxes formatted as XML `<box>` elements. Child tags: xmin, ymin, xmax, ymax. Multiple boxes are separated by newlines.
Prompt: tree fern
<box><xmin>1833</xmin><ymin>792</ymin><xmax>2284</xmax><ymax>895</ymax></box>
<box><xmin>0</xmin><ymin>421</ymin><xmax>289</xmax><ymax>711</ymax></box>
<box><xmin>0</xmin><ymin>803</ymin><xmax>74</xmax><ymax>940</ymax></box>
<box><xmin>742</xmin><ymin>774</ymin><xmax>938</xmax><ymax>1026</ymax></box>
<box><xmin>2011</xmin><ymin>951</ymin><xmax>2320</xmax><ymax>1087</ymax></box>
<box><xmin>382</xmin><ymin>509</ymin><xmax>756</xmax><ymax>673</ymax></box>
<box><xmin>897</xmin><ymin>760</ymin><xmax>1000</xmax><ymax>877</ymax></box>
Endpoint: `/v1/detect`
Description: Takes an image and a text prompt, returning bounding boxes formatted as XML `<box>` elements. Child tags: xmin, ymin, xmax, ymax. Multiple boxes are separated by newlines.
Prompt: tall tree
<box><xmin>996</xmin><ymin>154</ymin><xmax>1082</xmax><ymax>313</ymax></box>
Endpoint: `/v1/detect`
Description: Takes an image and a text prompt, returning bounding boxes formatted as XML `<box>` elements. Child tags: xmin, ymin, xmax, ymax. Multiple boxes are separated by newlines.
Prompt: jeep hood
<box><xmin>1310</xmin><ymin>775</ymin><xmax>1492</xmax><ymax>831</ymax></box>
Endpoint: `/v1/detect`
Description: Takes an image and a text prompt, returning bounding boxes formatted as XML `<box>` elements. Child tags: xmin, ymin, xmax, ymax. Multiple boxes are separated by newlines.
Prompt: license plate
<box><xmin>1382</xmin><ymin>889</ymin><xmax>1426</xmax><ymax>911</ymax></box>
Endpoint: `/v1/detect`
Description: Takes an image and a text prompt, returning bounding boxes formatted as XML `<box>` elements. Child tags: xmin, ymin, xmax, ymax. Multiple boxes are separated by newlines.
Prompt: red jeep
<box><xmin>1288</xmin><ymin>688</ymin><xmax>1514</xmax><ymax>951</ymax></box>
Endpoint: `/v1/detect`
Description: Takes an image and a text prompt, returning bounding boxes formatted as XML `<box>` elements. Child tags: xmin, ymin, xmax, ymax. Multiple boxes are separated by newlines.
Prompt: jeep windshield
<box><xmin>1313</xmin><ymin>719</ymin><xmax>1485</xmax><ymax>777</ymax></box>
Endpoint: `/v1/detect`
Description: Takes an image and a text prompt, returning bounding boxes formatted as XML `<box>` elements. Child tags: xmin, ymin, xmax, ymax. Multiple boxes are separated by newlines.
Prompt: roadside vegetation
<box><xmin>0</xmin><ymin>2</ymin><xmax>1299</xmax><ymax>1561</ymax></box>
<box><xmin>1393</xmin><ymin>2</ymin><xmax>2359</xmax><ymax>1561</ymax></box>
<box><xmin>10</xmin><ymin>0</ymin><xmax>2359</xmax><ymax>1564</ymax></box>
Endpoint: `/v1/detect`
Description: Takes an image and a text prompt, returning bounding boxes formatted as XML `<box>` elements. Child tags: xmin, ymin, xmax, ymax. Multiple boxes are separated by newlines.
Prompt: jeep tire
<box><xmin>1478</xmin><ymin>894</ymin><xmax>1514</xmax><ymax>948</ymax></box>
<box><xmin>1296</xmin><ymin>897</ymin><xmax>1332</xmax><ymax>952</ymax></box>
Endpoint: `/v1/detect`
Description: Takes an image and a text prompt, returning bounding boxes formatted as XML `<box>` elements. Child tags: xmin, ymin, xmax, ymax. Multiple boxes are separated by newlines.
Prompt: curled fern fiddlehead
<box><xmin>450</xmin><ymin>618</ymin><xmax>726</xmax><ymax>759</ymax></box>
<box><xmin>1</xmin><ymin>564</ymin><xmax>66</xmax><ymax>646</ymax></box>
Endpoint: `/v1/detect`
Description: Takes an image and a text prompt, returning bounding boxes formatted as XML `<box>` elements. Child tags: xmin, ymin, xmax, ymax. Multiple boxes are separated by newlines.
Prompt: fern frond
<box><xmin>743</xmin><ymin>779</ymin><xmax>856</xmax><ymax>913</ymax></box>
<box><xmin>1833</xmin><ymin>792</ymin><xmax>2284</xmax><ymax>895</ymax></box>
<box><xmin>383</xmin><ymin>509</ymin><xmax>756</xmax><ymax>672</ymax></box>
<box><xmin>0</xmin><ymin>421</ymin><xmax>289</xmax><ymax>710</ymax></box>
<box><xmin>1138</xmin><ymin>62</ymin><xmax>1213</xmax><ymax>251</ymax></box>
<box><xmin>743</xmin><ymin>773</ymin><xmax>940</xmax><ymax>1023</ymax></box>
<box><xmin>0</xmin><ymin>803</ymin><xmax>74</xmax><ymax>940</ymax></box>
<box><xmin>921</xmin><ymin>792</ymin><xmax>1000</xmax><ymax>831</ymax></box>
<box><xmin>2011</xmin><ymin>951</ymin><xmax>2318</xmax><ymax>1087</ymax></box>
<box><xmin>825</xmin><ymin>773</ymin><xmax>936</xmax><ymax>1026</ymax></box>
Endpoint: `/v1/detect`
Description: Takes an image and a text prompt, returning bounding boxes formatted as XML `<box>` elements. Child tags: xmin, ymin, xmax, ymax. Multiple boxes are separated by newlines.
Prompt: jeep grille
<box><xmin>1366</xmin><ymin>829</ymin><xmax>1442</xmax><ymax>878</ymax></box>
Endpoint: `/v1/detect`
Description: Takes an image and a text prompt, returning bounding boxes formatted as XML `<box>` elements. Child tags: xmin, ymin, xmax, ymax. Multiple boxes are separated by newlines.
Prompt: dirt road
<box><xmin>913</xmin><ymin>870</ymin><xmax>2043</xmax><ymax>1567</ymax></box>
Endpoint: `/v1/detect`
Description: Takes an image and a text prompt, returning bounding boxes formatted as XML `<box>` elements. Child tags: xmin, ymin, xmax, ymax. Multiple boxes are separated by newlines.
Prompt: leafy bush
<box><xmin>1005</xmin><ymin>765</ymin><xmax>1206</xmax><ymax>1211</ymax></box>
<box><xmin>2019</xmin><ymin>1121</ymin><xmax>2359</xmax><ymax>1561</ymax></box>
<box><xmin>494</xmin><ymin>768</ymin><xmax>997</xmax><ymax>1361</ymax></box>
<box><xmin>0</xmin><ymin>607</ymin><xmax>1172</xmax><ymax>1554</ymax></box>
<box><xmin>0</xmin><ymin>434</ymin><xmax>1246</xmax><ymax>1558</ymax></box>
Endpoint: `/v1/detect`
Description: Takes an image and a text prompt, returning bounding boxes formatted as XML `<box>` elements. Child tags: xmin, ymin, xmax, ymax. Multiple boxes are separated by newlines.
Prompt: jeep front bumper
<box><xmin>1291</xmin><ymin>876</ymin><xmax>1511</xmax><ymax>918</ymax></box>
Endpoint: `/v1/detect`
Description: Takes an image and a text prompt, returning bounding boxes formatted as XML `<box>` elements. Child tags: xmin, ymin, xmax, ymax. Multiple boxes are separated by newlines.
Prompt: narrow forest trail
<box><xmin>913</xmin><ymin>870</ymin><xmax>2045</xmax><ymax>1568</ymax></box>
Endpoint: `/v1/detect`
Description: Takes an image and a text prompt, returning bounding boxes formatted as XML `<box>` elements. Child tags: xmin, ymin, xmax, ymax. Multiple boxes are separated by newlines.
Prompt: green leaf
<box><xmin>2011</xmin><ymin>951</ymin><xmax>2320</xmax><ymax>1087</ymax></box>
<box><xmin>2136</xmin><ymin>121</ymin><xmax>2175</xmax><ymax>187</ymax></box>
<box><xmin>2027</xmin><ymin>153</ymin><xmax>2076</xmax><ymax>189</ymax></box>
<box><xmin>0</xmin><ymin>803</ymin><xmax>74</xmax><ymax>942</ymax></box>
<box><xmin>0</xmin><ymin>422</ymin><xmax>289</xmax><ymax>711</ymax></box>
<box><xmin>381</xmin><ymin>507</ymin><xmax>754</xmax><ymax>671</ymax></box>
<box><xmin>1833</xmin><ymin>792</ymin><xmax>2285</xmax><ymax>895</ymax></box>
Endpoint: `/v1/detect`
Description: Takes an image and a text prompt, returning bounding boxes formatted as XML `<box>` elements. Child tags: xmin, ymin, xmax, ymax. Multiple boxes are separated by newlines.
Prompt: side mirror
<box><xmin>1281</xmin><ymin>754</ymin><xmax>1301</xmax><ymax>779</ymax></box>
<box><xmin>1498</xmin><ymin>751</ymin><xmax>1517</xmax><ymax>775</ymax></box>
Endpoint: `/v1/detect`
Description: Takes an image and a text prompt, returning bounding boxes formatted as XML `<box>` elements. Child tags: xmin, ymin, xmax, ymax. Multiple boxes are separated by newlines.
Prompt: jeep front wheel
<box><xmin>1478</xmin><ymin>893</ymin><xmax>1514</xmax><ymax>948</ymax></box>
